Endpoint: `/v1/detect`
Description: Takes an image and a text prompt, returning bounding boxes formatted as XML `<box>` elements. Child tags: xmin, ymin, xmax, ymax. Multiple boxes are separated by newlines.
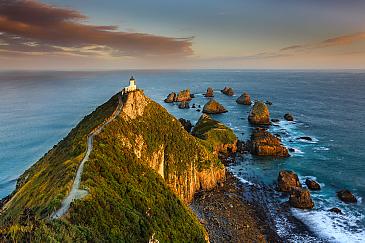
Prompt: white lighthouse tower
<box><xmin>124</xmin><ymin>76</ymin><xmax>137</xmax><ymax>93</ymax></box>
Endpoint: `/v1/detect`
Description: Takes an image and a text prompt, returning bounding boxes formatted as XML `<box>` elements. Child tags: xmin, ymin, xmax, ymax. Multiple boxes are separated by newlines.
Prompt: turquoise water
<box><xmin>0</xmin><ymin>70</ymin><xmax>364</xmax><ymax>242</ymax></box>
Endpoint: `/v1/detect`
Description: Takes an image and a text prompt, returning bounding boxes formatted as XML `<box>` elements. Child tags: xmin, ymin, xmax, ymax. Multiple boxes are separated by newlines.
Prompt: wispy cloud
<box><xmin>0</xmin><ymin>0</ymin><xmax>193</xmax><ymax>57</ymax></box>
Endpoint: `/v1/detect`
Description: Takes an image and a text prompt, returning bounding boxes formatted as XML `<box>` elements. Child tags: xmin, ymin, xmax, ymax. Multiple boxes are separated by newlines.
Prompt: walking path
<box><xmin>52</xmin><ymin>94</ymin><xmax>123</xmax><ymax>219</ymax></box>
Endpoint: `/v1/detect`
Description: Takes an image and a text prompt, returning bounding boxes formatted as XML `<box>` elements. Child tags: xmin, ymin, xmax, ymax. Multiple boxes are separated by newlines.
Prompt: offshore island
<box><xmin>0</xmin><ymin>77</ymin><xmax>357</xmax><ymax>242</ymax></box>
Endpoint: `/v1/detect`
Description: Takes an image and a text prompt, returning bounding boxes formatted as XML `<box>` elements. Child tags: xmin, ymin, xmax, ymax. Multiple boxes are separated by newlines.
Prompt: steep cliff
<box><xmin>0</xmin><ymin>90</ymin><xmax>226</xmax><ymax>242</ymax></box>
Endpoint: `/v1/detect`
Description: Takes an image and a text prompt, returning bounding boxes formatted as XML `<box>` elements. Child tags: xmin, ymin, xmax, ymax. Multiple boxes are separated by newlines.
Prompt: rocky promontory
<box><xmin>202</xmin><ymin>99</ymin><xmax>228</xmax><ymax>114</ymax></box>
<box><xmin>249</xmin><ymin>128</ymin><xmax>289</xmax><ymax>157</ymax></box>
<box><xmin>248</xmin><ymin>101</ymin><xmax>270</xmax><ymax>125</ymax></box>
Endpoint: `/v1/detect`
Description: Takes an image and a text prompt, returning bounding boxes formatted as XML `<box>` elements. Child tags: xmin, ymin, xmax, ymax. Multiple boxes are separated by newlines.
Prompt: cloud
<box><xmin>0</xmin><ymin>0</ymin><xmax>193</xmax><ymax>57</ymax></box>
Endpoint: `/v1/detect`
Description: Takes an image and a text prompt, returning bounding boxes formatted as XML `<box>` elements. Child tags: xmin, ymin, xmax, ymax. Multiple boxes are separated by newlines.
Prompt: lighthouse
<box><xmin>124</xmin><ymin>76</ymin><xmax>137</xmax><ymax>93</ymax></box>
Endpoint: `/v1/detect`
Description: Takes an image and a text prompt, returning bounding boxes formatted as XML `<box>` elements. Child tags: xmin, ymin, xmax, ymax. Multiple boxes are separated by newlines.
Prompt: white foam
<box><xmin>313</xmin><ymin>146</ymin><xmax>329</xmax><ymax>151</ymax></box>
<box><xmin>292</xmin><ymin>208</ymin><xmax>365</xmax><ymax>243</ymax></box>
<box><xmin>227</xmin><ymin>167</ymin><xmax>255</xmax><ymax>186</ymax></box>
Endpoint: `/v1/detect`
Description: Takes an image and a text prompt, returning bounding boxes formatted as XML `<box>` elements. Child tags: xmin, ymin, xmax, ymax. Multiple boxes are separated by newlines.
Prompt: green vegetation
<box><xmin>0</xmin><ymin>91</ymin><xmax>223</xmax><ymax>242</ymax></box>
<box><xmin>192</xmin><ymin>114</ymin><xmax>237</xmax><ymax>153</ymax></box>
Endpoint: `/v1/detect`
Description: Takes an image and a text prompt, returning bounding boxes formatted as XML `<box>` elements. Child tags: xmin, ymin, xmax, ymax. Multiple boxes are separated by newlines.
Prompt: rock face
<box><xmin>178</xmin><ymin>101</ymin><xmax>190</xmax><ymax>109</ymax></box>
<box><xmin>164</xmin><ymin>92</ymin><xmax>176</xmax><ymax>103</ymax></box>
<box><xmin>305</xmin><ymin>179</ymin><xmax>321</xmax><ymax>190</ymax></box>
<box><xmin>277</xmin><ymin>170</ymin><xmax>301</xmax><ymax>192</ymax></box>
<box><xmin>192</xmin><ymin>114</ymin><xmax>237</xmax><ymax>156</ymax></box>
<box><xmin>176</xmin><ymin>89</ymin><xmax>192</xmax><ymax>102</ymax></box>
<box><xmin>337</xmin><ymin>190</ymin><xmax>357</xmax><ymax>203</ymax></box>
<box><xmin>178</xmin><ymin>118</ymin><xmax>193</xmax><ymax>133</ymax></box>
<box><xmin>204</xmin><ymin>87</ymin><xmax>214</xmax><ymax>97</ymax></box>
<box><xmin>203</xmin><ymin>99</ymin><xmax>228</xmax><ymax>114</ymax></box>
<box><xmin>221</xmin><ymin>87</ymin><xmax>234</xmax><ymax>96</ymax></box>
<box><xmin>289</xmin><ymin>188</ymin><xmax>315</xmax><ymax>209</ymax></box>
<box><xmin>250</xmin><ymin>128</ymin><xmax>289</xmax><ymax>157</ymax></box>
<box><xmin>248</xmin><ymin>101</ymin><xmax>270</xmax><ymax>125</ymax></box>
<box><xmin>284</xmin><ymin>113</ymin><xmax>294</xmax><ymax>121</ymax></box>
<box><xmin>236</xmin><ymin>92</ymin><xmax>251</xmax><ymax>105</ymax></box>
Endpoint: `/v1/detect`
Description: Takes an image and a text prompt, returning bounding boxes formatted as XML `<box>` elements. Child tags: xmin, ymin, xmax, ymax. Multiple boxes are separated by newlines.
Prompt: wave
<box><xmin>291</xmin><ymin>208</ymin><xmax>365</xmax><ymax>243</ymax></box>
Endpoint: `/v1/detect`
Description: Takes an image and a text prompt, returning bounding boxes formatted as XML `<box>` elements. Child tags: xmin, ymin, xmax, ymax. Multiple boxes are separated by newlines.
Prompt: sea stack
<box><xmin>249</xmin><ymin>128</ymin><xmax>289</xmax><ymax>157</ymax></box>
<box><xmin>203</xmin><ymin>99</ymin><xmax>228</xmax><ymax>114</ymax></box>
<box><xmin>221</xmin><ymin>87</ymin><xmax>234</xmax><ymax>96</ymax></box>
<box><xmin>176</xmin><ymin>89</ymin><xmax>192</xmax><ymax>102</ymax></box>
<box><xmin>277</xmin><ymin>170</ymin><xmax>301</xmax><ymax>192</ymax></box>
<box><xmin>248</xmin><ymin>101</ymin><xmax>270</xmax><ymax>125</ymax></box>
<box><xmin>236</xmin><ymin>92</ymin><xmax>251</xmax><ymax>105</ymax></box>
<box><xmin>204</xmin><ymin>87</ymin><xmax>214</xmax><ymax>97</ymax></box>
<box><xmin>164</xmin><ymin>92</ymin><xmax>176</xmax><ymax>103</ymax></box>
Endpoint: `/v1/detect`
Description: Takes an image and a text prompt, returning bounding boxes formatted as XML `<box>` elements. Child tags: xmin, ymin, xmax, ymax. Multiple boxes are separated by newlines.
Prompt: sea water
<box><xmin>0</xmin><ymin>70</ymin><xmax>364</xmax><ymax>242</ymax></box>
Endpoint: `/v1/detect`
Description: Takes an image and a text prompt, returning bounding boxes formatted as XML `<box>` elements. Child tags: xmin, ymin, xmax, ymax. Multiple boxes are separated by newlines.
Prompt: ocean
<box><xmin>0</xmin><ymin>70</ymin><xmax>364</xmax><ymax>242</ymax></box>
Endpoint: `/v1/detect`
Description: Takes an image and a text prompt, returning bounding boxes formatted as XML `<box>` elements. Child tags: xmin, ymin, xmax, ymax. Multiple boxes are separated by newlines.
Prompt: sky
<box><xmin>0</xmin><ymin>0</ymin><xmax>365</xmax><ymax>70</ymax></box>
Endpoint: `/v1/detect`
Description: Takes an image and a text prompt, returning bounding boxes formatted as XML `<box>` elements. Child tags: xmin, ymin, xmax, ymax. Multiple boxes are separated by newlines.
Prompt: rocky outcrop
<box><xmin>176</xmin><ymin>89</ymin><xmax>192</xmax><ymax>102</ymax></box>
<box><xmin>203</xmin><ymin>99</ymin><xmax>228</xmax><ymax>114</ymax></box>
<box><xmin>248</xmin><ymin>101</ymin><xmax>270</xmax><ymax>125</ymax></box>
<box><xmin>204</xmin><ymin>87</ymin><xmax>214</xmax><ymax>97</ymax></box>
<box><xmin>236</xmin><ymin>92</ymin><xmax>251</xmax><ymax>105</ymax></box>
<box><xmin>305</xmin><ymin>179</ymin><xmax>321</xmax><ymax>190</ymax></box>
<box><xmin>178</xmin><ymin>118</ymin><xmax>193</xmax><ymax>133</ymax></box>
<box><xmin>329</xmin><ymin>207</ymin><xmax>343</xmax><ymax>214</ymax></box>
<box><xmin>249</xmin><ymin>128</ymin><xmax>289</xmax><ymax>157</ymax></box>
<box><xmin>289</xmin><ymin>188</ymin><xmax>314</xmax><ymax>209</ymax></box>
<box><xmin>164</xmin><ymin>92</ymin><xmax>176</xmax><ymax>103</ymax></box>
<box><xmin>221</xmin><ymin>87</ymin><xmax>234</xmax><ymax>96</ymax></box>
<box><xmin>121</xmin><ymin>89</ymin><xmax>149</xmax><ymax>119</ymax></box>
<box><xmin>178</xmin><ymin>101</ymin><xmax>190</xmax><ymax>109</ymax></box>
<box><xmin>192</xmin><ymin>114</ymin><xmax>237</xmax><ymax>156</ymax></box>
<box><xmin>277</xmin><ymin>170</ymin><xmax>301</xmax><ymax>192</ymax></box>
<box><xmin>284</xmin><ymin>113</ymin><xmax>294</xmax><ymax>121</ymax></box>
<box><xmin>337</xmin><ymin>190</ymin><xmax>357</xmax><ymax>203</ymax></box>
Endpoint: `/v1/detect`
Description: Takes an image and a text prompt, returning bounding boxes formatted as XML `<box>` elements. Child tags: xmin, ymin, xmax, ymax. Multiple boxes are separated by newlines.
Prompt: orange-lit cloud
<box><xmin>0</xmin><ymin>0</ymin><xmax>193</xmax><ymax>57</ymax></box>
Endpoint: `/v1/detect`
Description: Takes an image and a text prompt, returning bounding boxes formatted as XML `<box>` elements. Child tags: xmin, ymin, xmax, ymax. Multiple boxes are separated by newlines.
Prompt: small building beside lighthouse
<box><xmin>124</xmin><ymin>76</ymin><xmax>137</xmax><ymax>93</ymax></box>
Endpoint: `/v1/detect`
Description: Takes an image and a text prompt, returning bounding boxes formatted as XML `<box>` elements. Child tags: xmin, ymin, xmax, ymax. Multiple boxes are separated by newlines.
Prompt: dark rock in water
<box><xmin>196</xmin><ymin>109</ymin><xmax>201</xmax><ymax>112</ymax></box>
<box><xmin>192</xmin><ymin>104</ymin><xmax>196</xmax><ymax>108</ymax></box>
<box><xmin>236</xmin><ymin>140</ymin><xmax>249</xmax><ymax>153</ymax></box>
<box><xmin>190</xmin><ymin>94</ymin><xmax>195</xmax><ymax>98</ymax></box>
<box><xmin>178</xmin><ymin>101</ymin><xmax>190</xmax><ymax>109</ymax></box>
<box><xmin>288</xmin><ymin>148</ymin><xmax>295</xmax><ymax>152</ymax></box>
<box><xmin>271</xmin><ymin>118</ymin><xmax>280</xmax><ymax>123</ymax></box>
<box><xmin>274</xmin><ymin>133</ymin><xmax>281</xmax><ymax>137</ymax></box>
<box><xmin>164</xmin><ymin>92</ymin><xmax>176</xmax><ymax>103</ymax></box>
<box><xmin>289</xmin><ymin>188</ymin><xmax>314</xmax><ymax>209</ymax></box>
<box><xmin>204</xmin><ymin>87</ymin><xmax>214</xmax><ymax>97</ymax></box>
<box><xmin>178</xmin><ymin>118</ymin><xmax>193</xmax><ymax>133</ymax></box>
<box><xmin>305</xmin><ymin>179</ymin><xmax>321</xmax><ymax>190</ymax></box>
<box><xmin>250</xmin><ymin>128</ymin><xmax>289</xmax><ymax>157</ymax></box>
<box><xmin>265</xmin><ymin>101</ymin><xmax>272</xmax><ymax>105</ymax></box>
<box><xmin>221</xmin><ymin>87</ymin><xmax>234</xmax><ymax>96</ymax></box>
<box><xmin>248</xmin><ymin>101</ymin><xmax>270</xmax><ymax>125</ymax></box>
<box><xmin>297</xmin><ymin>136</ymin><xmax>313</xmax><ymax>141</ymax></box>
<box><xmin>198</xmin><ymin>105</ymin><xmax>201</xmax><ymax>108</ymax></box>
<box><xmin>236</xmin><ymin>92</ymin><xmax>251</xmax><ymax>105</ymax></box>
<box><xmin>284</xmin><ymin>113</ymin><xmax>294</xmax><ymax>121</ymax></box>
<box><xmin>203</xmin><ymin>99</ymin><xmax>228</xmax><ymax>114</ymax></box>
<box><xmin>329</xmin><ymin>207</ymin><xmax>343</xmax><ymax>214</ymax></box>
<box><xmin>337</xmin><ymin>189</ymin><xmax>357</xmax><ymax>203</ymax></box>
<box><xmin>176</xmin><ymin>89</ymin><xmax>192</xmax><ymax>102</ymax></box>
<box><xmin>277</xmin><ymin>170</ymin><xmax>301</xmax><ymax>192</ymax></box>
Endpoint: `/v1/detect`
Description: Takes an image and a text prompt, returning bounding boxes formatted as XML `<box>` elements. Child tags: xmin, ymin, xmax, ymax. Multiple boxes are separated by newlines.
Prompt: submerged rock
<box><xmin>248</xmin><ymin>101</ymin><xmax>270</xmax><ymax>125</ymax></box>
<box><xmin>204</xmin><ymin>87</ymin><xmax>214</xmax><ymax>97</ymax></box>
<box><xmin>178</xmin><ymin>101</ymin><xmax>190</xmax><ymax>109</ymax></box>
<box><xmin>277</xmin><ymin>170</ymin><xmax>301</xmax><ymax>192</ymax></box>
<box><xmin>203</xmin><ymin>99</ymin><xmax>228</xmax><ymax>114</ymax></box>
<box><xmin>176</xmin><ymin>89</ymin><xmax>192</xmax><ymax>102</ymax></box>
<box><xmin>284</xmin><ymin>113</ymin><xmax>294</xmax><ymax>121</ymax></box>
<box><xmin>221</xmin><ymin>87</ymin><xmax>234</xmax><ymax>96</ymax></box>
<box><xmin>192</xmin><ymin>104</ymin><xmax>196</xmax><ymax>108</ymax></box>
<box><xmin>337</xmin><ymin>189</ymin><xmax>357</xmax><ymax>203</ymax></box>
<box><xmin>265</xmin><ymin>101</ymin><xmax>272</xmax><ymax>106</ymax></box>
<box><xmin>178</xmin><ymin>118</ymin><xmax>193</xmax><ymax>133</ymax></box>
<box><xmin>164</xmin><ymin>92</ymin><xmax>176</xmax><ymax>103</ymax></box>
<box><xmin>305</xmin><ymin>179</ymin><xmax>321</xmax><ymax>191</ymax></box>
<box><xmin>271</xmin><ymin>118</ymin><xmax>280</xmax><ymax>123</ymax></box>
<box><xmin>250</xmin><ymin>128</ymin><xmax>289</xmax><ymax>157</ymax></box>
<box><xmin>236</xmin><ymin>92</ymin><xmax>251</xmax><ymax>105</ymax></box>
<box><xmin>329</xmin><ymin>207</ymin><xmax>343</xmax><ymax>214</ymax></box>
<box><xmin>289</xmin><ymin>188</ymin><xmax>314</xmax><ymax>209</ymax></box>
<box><xmin>296</xmin><ymin>136</ymin><xmax>313</xmax><ymax>141</ymax></box>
